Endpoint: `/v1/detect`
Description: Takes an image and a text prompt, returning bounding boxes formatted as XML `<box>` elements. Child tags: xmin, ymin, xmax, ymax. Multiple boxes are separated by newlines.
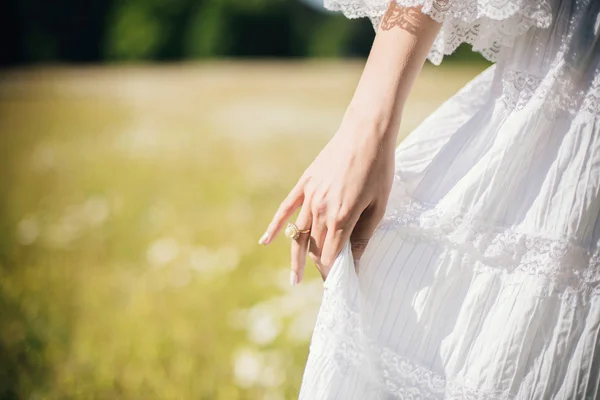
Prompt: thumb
<box><xmin>350</xmin><ymin>203</ymin><xmax>385</xmax><ymax>262</ymax></box>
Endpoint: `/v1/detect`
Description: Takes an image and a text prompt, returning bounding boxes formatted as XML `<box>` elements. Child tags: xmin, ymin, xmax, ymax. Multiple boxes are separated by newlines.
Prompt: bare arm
<box><xmin>347</xmin><ymin>4</ymin><xmax>441</xmax><ymax>150</ymax></box>
<box><xmin>260</xmin><ymin>3</ymin><xmax>441</xmax><ymax>284</ymax></box>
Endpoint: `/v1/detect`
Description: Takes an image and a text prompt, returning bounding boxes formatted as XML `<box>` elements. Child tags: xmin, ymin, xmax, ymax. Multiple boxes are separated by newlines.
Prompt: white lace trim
<box><xmin>311</xmin><ymin>289</ymin><xmax>518</xmax><ymax>399</ymax></box>
<box><xmin>376</xmin><ymin>177</ymin><xmax>600</xmax><ymax>298</ymax></box>
<box><xmin>500</xmin><ymin>67</ymin><xmax>600</xmax><ymax>117</ymax></box>
<box><xmin>324</xmin><ymin>0</ymin><xmax>553</xmax><ymax>65</ymax></box>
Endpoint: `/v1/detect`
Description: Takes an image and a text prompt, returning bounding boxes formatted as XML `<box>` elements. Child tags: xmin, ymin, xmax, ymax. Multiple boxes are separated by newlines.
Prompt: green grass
<box><xmin>0</xmin><ymin>61</ymin><xmax>485</xmax><ymax>399</ymax></box>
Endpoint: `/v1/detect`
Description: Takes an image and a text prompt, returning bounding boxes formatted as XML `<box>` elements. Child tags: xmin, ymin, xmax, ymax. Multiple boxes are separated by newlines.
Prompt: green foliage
<box><xmin>306</xmin><ymin>17</ymin><xmax>353</xmax><ymax>57</ymax></box>
<box><xmin>105</xmin><ymin>2</ymin><xmax>167</xmax><ymax>60</ymax></box>
<box><xmin>1</xmin><ymin>0</ymin><xmax>489</xmax><ymax>64</ymax></box>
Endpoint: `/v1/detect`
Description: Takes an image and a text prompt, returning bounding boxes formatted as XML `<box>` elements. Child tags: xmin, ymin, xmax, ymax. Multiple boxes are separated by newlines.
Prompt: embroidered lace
<box><xmin>378</xmin><ymin>176</ymin><xmax>600</xmax><ymax>299</ymax></box>
<box><xmin>323</xmin><ymin>0</ymin><xmax>553</xmax><ymax>64</ymax></box>
<box><xmin>311</xmin><ymin>289</ymin><xmax>520</xmax><ymax>399</ymax></box>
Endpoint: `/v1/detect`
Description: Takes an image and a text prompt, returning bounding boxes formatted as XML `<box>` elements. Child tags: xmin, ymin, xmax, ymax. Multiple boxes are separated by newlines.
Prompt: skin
<box><xmin>259</xmin><ymin>3</ymin><xmax>442</xmax><ymax>284</ymax></box>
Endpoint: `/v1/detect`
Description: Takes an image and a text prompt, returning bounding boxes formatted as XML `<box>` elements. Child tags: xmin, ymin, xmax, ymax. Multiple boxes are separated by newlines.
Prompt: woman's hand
<box><xmin>258</xmin><ymin>3</ymin><xmax>440</xmax><ymax>285</ymax></box>
<box><xmin>259</xmin><ymin>115</ymin><xmax>396</xmax><ymax>284</ymax></box>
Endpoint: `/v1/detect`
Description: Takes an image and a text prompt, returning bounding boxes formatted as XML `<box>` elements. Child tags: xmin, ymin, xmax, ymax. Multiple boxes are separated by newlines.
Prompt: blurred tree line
<box><xmin>0</xmin><ymin>0</ymin><xmax>486</xmax><ymax>66</ymax></box>
<box><xmin>0</xmin><ymin>0</ymin><xmax>376</xmax><ymax>65</ymax></box>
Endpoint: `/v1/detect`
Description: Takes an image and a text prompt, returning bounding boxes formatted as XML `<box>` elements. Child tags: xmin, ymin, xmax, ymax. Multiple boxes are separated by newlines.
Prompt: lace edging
<box><xmin>500</xmin><ymin>66</ymin><xmax>600</xmax><ymax>118</ymax></box>
<box><xmin>375</xmin><ymin>176</ymin><xmax>600</xmax><ymax>297</ymax></box>
<box><xmin>308</xmin><ymin>289</ymin><xmax>518</xmax><ymax>399</ymax></box>
<box><xmin>324</xmin><ymin>0</ymin><xmax>553</xmax><ymax>64</ymax></box>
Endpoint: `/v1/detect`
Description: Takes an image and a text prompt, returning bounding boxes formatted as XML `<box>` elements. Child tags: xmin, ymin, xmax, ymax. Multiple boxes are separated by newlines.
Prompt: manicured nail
<box><xmin>290</xmin><ymin>270</ymin><xmax>299</xmax><ymax>286</ymax></box>
<box><xmin>258</xmin><ymin>232</ymin><xmax>269</xmax><ymax>245</ymax></box>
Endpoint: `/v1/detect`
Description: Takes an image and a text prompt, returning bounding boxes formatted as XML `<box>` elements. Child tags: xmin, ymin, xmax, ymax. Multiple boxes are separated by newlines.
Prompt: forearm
<box><xmin>343</xmin><ymin>3</ymin><xmax>441</xmax><ymax>145</ymax></box>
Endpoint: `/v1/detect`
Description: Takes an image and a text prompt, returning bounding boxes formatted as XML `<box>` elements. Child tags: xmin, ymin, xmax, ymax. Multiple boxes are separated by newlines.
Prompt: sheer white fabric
<box><xmin>324</xmin><ymin>0</ymin><xmax>554</xmax><ymax>65</ymax></box>
<box><xmin>300</xmin><ymin>0</ymin><xmax>600</xmax><ymax>398</ymax></box>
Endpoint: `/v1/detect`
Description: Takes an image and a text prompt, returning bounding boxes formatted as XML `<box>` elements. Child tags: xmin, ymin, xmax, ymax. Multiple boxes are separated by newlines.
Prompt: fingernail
<box><xmin>258</xmin><ymin>232</ymin><xmax>269</xmax><ymax>245</ymax></box>
<box><xmin>290</xmin><ymin>270</ymin><xmax>299</xmax><ymax>286</ymax></box>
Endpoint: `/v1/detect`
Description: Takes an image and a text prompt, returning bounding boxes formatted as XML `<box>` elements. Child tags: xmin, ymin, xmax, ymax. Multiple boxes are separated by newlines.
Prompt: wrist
<box><xmin>342</xmin><ymin>102</ymin><xmax>401</xmax><ymax>147</ymax></box>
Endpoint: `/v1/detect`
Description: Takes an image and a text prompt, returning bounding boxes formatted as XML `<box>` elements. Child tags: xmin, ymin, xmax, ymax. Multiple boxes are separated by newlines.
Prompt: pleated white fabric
<box><xmin>299</xmin><ymin>0</ymin><xmax>600</xmax><ymax>398</ymax></box>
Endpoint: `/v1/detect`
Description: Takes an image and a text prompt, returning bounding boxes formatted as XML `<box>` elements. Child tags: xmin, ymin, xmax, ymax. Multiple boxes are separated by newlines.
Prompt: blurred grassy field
<box><xmin>0</xmin><ymin>61</ymin><xmax>485</xmax><ymax>399</ymax></box>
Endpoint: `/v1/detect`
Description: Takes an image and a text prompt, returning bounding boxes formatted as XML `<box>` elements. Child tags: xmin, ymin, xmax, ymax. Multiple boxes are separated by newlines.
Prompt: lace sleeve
<box><xmin>324</xmin><ymin>0</ymin><xmax>553</xmax><ymax>65</ymax></box>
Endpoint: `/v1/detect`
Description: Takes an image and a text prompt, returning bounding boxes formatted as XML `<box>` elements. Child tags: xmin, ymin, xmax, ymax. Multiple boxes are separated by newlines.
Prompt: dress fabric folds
<box><xmin>299</xmin><ymin>0</ymin><xmax>600</xmax><ymax>399</ymax></box>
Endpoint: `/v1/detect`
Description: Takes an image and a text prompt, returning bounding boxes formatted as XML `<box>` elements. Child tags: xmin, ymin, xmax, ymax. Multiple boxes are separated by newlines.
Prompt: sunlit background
<box><xmin>0</xmin><ymin>1</ymin><xmax>489</xmax><ymax>399</ymax></box>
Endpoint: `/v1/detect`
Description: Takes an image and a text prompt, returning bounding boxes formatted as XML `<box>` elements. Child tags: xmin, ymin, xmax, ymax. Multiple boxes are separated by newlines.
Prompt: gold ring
<box><xmin>284</xmin><ymin>222</ymin><xmax>310</xmax><ymax>240</ymax></box>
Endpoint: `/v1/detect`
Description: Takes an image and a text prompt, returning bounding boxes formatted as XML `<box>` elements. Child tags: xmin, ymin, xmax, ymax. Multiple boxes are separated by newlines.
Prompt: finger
<box><xmin>290</xmin><ymin>203</ymin><xmax>312</xmax><ymax>286</ymax></box>
<box><xmin>320</xmin><ymin>211</ymin><xmax>358</xmax><ymax>276</ymax></box>
<box><xmin>350</xmin><ymin>203</ymin><xmax>386</xmax><ymax>262</ymax></box>
<box><xmin>259</xmin><ymin>180</ymin><xmax>304</xmax><ymax>245</ymax></box>
<box><xmin>308</xmin><ymin>205</ymin><xmax>328</xmax><ymax>279</ymax></box>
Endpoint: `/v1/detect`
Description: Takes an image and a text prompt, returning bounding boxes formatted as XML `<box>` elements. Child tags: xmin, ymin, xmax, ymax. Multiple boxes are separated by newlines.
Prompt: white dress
<box><xmin>299</xmin><ymin>0</ymin><xmax>600</xmax><ymax>399</ymax></box>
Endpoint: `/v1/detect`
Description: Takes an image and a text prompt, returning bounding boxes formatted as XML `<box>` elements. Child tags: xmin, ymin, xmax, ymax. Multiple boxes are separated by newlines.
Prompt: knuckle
<box><xmin>327</xmin><ymin>218</ymin><xmax>340</xmax><ymax>230</ymax></box>
<box><xmin>334</xmin><ymin>209</ymin><xmax>351</xmax><ymax>226</ymax></box>
<box><xmin>300</xmin><ymin>174</ymin><xmax>312</xmax><ymax>186</ymax></box>
<box><xmin>312</xmin><ymin>198</ymin><xmax>328</xmax><ymax>215</ymax></box>
<box><xmin>303</xmin><ymin>182</ymin><xmax>316</xmax><ymax>196</ymax></box>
